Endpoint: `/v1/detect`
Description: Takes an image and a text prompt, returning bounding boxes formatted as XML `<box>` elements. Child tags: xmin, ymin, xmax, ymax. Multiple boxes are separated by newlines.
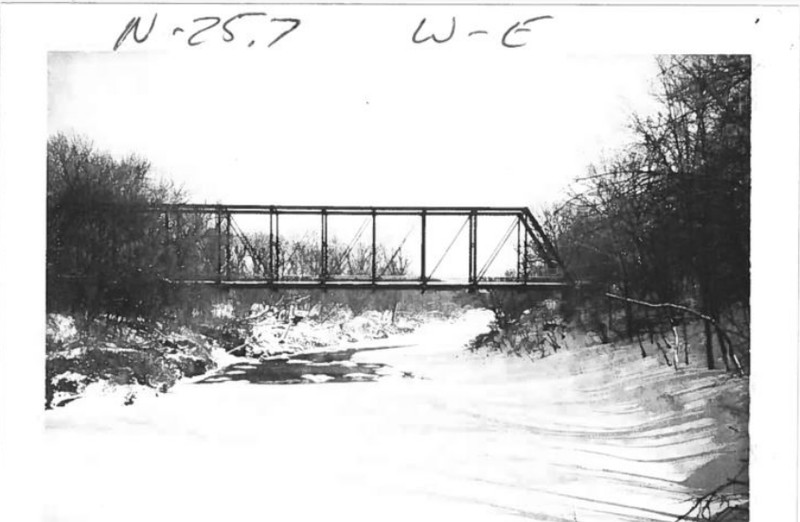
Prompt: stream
<box><xmin>44</xmin><ymin>309</ymin><xmax>736</xmax><ymax>522</ymax></box>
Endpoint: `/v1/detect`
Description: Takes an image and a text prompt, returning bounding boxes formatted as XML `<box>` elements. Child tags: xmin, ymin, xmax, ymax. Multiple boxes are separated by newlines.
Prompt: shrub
<box><xmin>47</xmin><ymin>133</ymin><xmax>194</xmax><ymax>320</ymax></box>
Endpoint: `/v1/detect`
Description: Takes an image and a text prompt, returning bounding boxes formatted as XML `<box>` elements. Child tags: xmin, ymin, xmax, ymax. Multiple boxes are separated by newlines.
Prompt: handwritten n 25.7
<box><xmin>113</xmin><ymin>13</ymin><xmax>301</xmax><ymax>51</ymax></box>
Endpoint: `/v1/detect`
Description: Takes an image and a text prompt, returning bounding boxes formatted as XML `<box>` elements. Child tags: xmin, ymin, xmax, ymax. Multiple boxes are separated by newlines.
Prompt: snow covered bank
<box><xmin>46</xmin><ymin>314</ymin><xmax>221</xmax><ymax>408</ymax></box>
<box><xmin>45</xmin><ymin>308</ymin><xmax>747</xmax><ymax>522</ymax></box>
<box><xmin>45</xmin><ymin>306</ymin><xmax>443</xmax><ymax>409</ymax></box>
<box><xmin>228</xmin><ymin>305</ymin><xmax>428</xmax><ymax>358</ymax></box>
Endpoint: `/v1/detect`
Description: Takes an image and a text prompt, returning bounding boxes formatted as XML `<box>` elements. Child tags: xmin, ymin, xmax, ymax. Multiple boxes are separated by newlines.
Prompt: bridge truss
<box><xmin>152</xmin><ymin>205</ymin><xmax>570</xmax><ymax>291</ymax></box>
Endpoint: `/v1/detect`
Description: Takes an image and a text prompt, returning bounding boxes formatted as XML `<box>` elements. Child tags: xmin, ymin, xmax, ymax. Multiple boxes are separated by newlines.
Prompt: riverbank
<box><xmin>45</xmin><ymin>306</ymin><xmax>441</xmax><ymax>409</ymax></box>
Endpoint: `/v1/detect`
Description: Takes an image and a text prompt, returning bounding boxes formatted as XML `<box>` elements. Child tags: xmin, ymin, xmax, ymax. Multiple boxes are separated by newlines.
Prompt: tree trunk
<box><xmin>637</xmin><ymin>332</ymin><xmax>647</xmax><ymax>358</ymax></box>
<box><xmin>624</xmin><ymin>299</ymin><xmax>634</xmax><ymax>339</ymax></box>
<box><xmin>704</xmin><ymin>319</ymin><xmax>715</xmax><ymax>370</ymax></box>
<box><xmin>682</xmin><ymin>319</ymin><xmax>690</xmax><ymax>365</ymax></box>
<box><xmin>714</xmin><ymin>324</ymin><xmax>731</xmax><ymax>371</ymax></box>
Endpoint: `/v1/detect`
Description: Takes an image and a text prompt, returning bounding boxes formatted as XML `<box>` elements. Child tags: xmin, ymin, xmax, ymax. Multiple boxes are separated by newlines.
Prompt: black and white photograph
<box><xmin>0</xmin><ymin>3</ymin><xmax>798</xmax><ymax>522</ymax></box>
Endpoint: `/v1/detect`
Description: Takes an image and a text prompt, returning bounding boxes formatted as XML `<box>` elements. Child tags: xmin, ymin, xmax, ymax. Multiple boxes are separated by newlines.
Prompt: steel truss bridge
<box><xmin>153</xmin><ymin>204</ymin><xmax>571</xmax><ymax>291</ymax></box>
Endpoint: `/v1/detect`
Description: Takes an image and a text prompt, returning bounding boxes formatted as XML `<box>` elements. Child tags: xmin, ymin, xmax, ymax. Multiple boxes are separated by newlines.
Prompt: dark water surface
<box><xmin>197</xmin><ymin>344</ymin><xmax>415</xmax><ymax>385</ymax></box>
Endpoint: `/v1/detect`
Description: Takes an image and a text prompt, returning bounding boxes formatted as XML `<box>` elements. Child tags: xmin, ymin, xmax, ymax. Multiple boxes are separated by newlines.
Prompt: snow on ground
<box><xmin>44</xmin><ymin>309</ymin><xmax>745</xmax><ymax>522</ymax></box>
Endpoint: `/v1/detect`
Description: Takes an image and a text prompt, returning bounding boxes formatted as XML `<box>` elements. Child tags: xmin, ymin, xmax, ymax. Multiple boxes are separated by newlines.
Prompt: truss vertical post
<box><xmin>215</xmin><ymin>207</ymin><xmax>222</xmax><ymax>284</ymax></box>
<box><xmin>420</xmin><ymin>210</ymin><xmax>427</xmax><ymax>288</ymax></box>
<box><xmin>467</xmin><ymin>214</ymin><xmax>472</xmax><ymax>283</ymax></box>
<box><xmin>468</xmin><ymin>210</ymin><xmax>477</xmax><ymax>288</ymax></box>
<box><xmin>274</xmin><ymin>210</ymin><xmax>280</xmax><ymax>281</ymax></box>
<box><xmin>268</xmin><ymin>209</ymin><xmax>274</xmax><ymax>282</ymax></box>
<box><xmin>321</xmin><ymin>209</ymin><xmax>328</xmax><ymax>284</ymax></box>
<box><xmin>516</xmin><ymin>216</ymin><xmax>521</xmax><ymax>282</ymax></box>
<box><xmin>225</xmin><ymin>211</ymin><xmax>232</xmax><ymax>281</ymax></box>
<box><xmin>371</xmin><ymin>209</ymin><xmax>377</xmax><ymax>285</ymax></box>
<box><xmin>473</xmin><ymin>211</ymin><xmax>478</xmax><ymax>286</ymax></box>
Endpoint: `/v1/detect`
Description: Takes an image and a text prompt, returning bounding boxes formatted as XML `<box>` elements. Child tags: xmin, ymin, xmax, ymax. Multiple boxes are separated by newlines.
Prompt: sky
<box><xmin>49</xmin><ymin>50</ymin><xmax>661</xmax><ymax>208</ymax></box>
<box><xmin>48</xmin><ymin>46</ymin><xmax>662</xmax><ymax>279</ymax></box>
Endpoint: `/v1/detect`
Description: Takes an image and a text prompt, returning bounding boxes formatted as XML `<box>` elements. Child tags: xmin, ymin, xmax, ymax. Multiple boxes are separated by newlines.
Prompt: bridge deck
<box><xmin>173</xmin><ymin>279</ymin><xmax>569</xmax><ymax>291</ymax></box>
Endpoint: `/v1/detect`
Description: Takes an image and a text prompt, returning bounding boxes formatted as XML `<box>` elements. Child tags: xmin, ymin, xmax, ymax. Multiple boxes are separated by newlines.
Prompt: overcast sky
<box><xmin>49</xmin><ymin>49</ymin><xmax>661</xmax><ymax>206</ymax></box>
<box><xmin>48</xmin><ymin>49</ymin><xmax>662</xmax><ymax>279</ymax></box>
